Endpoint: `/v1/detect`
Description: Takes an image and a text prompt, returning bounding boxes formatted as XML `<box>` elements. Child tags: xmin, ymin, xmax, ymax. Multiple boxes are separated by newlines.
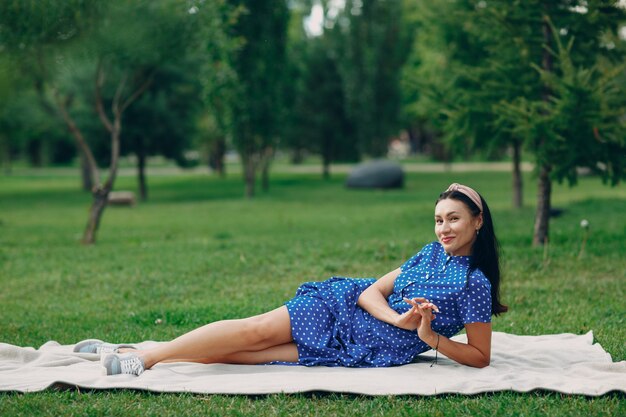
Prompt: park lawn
<box><xmin>0</xmin><ymin>168</ymin><xmax>624</xmax><ymax>416</ymax></box>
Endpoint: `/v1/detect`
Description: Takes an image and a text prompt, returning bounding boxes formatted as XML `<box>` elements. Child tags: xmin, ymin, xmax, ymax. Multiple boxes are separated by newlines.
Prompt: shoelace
<box><xmin>96</xmin><ymin>344</ymin><xmax>119</xmax><ymax>355</ymax></box>
<box><xmin>119</xmin><ymin>356</ymin><xmax>144</xmax><ymax>375</ymax></box>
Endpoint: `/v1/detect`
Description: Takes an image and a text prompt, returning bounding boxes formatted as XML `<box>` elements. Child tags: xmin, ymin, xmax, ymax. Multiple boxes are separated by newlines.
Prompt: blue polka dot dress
<box><xmin>284</xmin><ymin>242</ymin><xmax>492</xmax><ymax>367</ymax></box>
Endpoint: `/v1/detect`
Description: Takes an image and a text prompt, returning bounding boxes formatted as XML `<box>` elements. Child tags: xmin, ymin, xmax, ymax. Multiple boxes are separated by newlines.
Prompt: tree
<box><xmin>408</xmin><ymin>0</ymin><xmax>625</xmax><ymax>244</ymax></box>
<box><xmin>226</xmin><ymin>0</ymin><xmax>289</xmax><ymax>197</ymax></box>
<box><xmin>0</xmin><ymin>0</ymin><xmax>232</xmax><ymax>243</ymax></box>
<box><xmin>0</xmin><ymin>55</ymin><xmax>21</xmax><ymax>173</ymax></box>
<box><xmin>0</xmin><ymin>87</ymin><xmax>74</xmax><ymax>168</ymax></box>
<box><xmin>282</xmin><ymin>1</ymin><xmax>358</xmax><ymax>177</ymax></box>
<box><xmin>336</xmin><ymin>0</ymin><xmax>412</xmax><ymax>157</ymax></box>
<box><xmin>282</xmin><ymin>0</ymin><xmax>411</xmax><ymax>176</ymax></box>
<box><xmin>487</xmin><ymin>1</ymin><xmax>625</xmax><ymax>245</ymax></box>
<box><xmin>405</xmin><ymin>0</ymin><xmax>533</xmax><ymax>208</ymax></box>
<box><xmin>121</xmin><ymin>61</ymin><xmax>204</xmax><ymax>201</ymax></box>
<box><xmin>199</xmin><ymin>1</ymin><xmax>243</xmax><ymax>179</ymax></box>
<box><xmin>398</xmin><ymin>0</ymin><xmax>440</xmax><ymax>159</ymax></box>
<box><xmin>287</xmin><ymin>36</ymin><xmax>356</xmax><ymax>178</ymax></box>
<box><xmin>0</xmin><ymin>0</ymin><xmax>100</xmax><ymax>188</ymax></box>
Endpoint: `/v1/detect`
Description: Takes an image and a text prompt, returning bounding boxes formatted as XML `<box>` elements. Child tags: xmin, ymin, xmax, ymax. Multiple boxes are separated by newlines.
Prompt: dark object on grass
<box><xmin>549</xmin><ymin>208</ymin><xmax>565</xmax><ymax>218</ymax></box>
<box><xmin>346</xmin><ymin>160</ymin><xmax>404</xmax><ymax>189</ymax></box>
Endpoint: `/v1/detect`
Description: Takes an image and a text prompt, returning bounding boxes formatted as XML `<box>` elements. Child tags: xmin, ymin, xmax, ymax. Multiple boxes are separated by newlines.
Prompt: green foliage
<box><xmin>122</xmin><ymin>62</ymin><xmax>204</xmax><ymax>166</ymax></box>
<box><xmin>283</xmin><ymin>0</ymin><xmax>413</xmax><ymax>166</ymax></box>
<box><xmin>199</xmin><ymin>0</ymin><xmax>242</xmax><ymax>136</ymax></box>
<box><xmin>0</xmin><ymin>89</ymin><xmax>74</xmax><ymax>165</ymax></box>
<box><xmin>407</xmin><ymin>0</ymin><xmax>626</xmax><ymax>172</ymax></box>
<box><xmin>228</xmin><ymin>0</ymin><xmax>289</xmax><ymax>152</ymax></box>
<box><xmin>497</xmin><ymin>17</ymin><xmax>626</xmax><ymax>186</ymax></box>
<box><xmin>336</xmin><ymin>0</ymin><xmax>412</xmax><ymax>157</ymax></box>
<box><xmin>0</xmin><ymin>0</ymin><xmax>99</xmax><ymax>50</ymax></box>
<box><xmin>285</xmin><ymin>36</ymin><xmax>358</xmax><ymax>165</ymax></box>
<box><xmin>0</xmin><ymin>169</ymin><xmax>624</xmax><ymax>414</ymax></box>
<box><xmin>0</xmin><ymin>0</ymin><xmax>232</xmax><ymax>172</ymax></box>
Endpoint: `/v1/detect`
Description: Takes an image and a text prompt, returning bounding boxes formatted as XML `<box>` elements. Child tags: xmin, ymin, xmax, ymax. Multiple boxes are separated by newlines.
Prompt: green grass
<box><xmin>0</xmin><ymin>167</ymin><xmax>624</xmax><ymax>416</ymax></box>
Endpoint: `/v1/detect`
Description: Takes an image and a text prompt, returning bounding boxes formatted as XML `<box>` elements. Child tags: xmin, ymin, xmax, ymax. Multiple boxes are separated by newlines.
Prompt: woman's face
<box><xmin>434</xmin><ymin>198</ymin><xmax>483</xmax><ymax>256</ymax></box>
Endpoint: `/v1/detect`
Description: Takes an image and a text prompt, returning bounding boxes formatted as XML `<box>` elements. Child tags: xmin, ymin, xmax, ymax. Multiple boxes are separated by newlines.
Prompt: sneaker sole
<box><xmin>73</xmin><ymin>339</ymin><xmax>104</xmax><ymax>353</ymax></box>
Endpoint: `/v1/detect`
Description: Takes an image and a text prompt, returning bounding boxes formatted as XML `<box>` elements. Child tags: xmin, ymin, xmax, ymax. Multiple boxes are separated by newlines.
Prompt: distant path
<box><xmin>278</xmin><ymin>161</ymin><xmax>533</xmax><ymax>174</ymax></box>
<box><xmin>5</xmin><ymin>161</ymin><xmax>532</xmax><ymax>177</ymax></box>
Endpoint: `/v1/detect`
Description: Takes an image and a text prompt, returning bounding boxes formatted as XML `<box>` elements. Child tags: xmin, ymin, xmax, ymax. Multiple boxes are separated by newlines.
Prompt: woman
<box><xmin>75</xmin><ymin>183</ymin><xmax>506</xmax><ymax>375</ymax></box>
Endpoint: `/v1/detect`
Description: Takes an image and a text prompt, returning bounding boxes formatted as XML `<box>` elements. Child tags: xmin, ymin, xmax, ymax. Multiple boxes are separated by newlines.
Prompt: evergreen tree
<box><xmin>410</xmin><ymin>0</ymin><xmax>625</xmax><ymax>244</ymax></box>
<box><xmin>289</xmin><ymin>36</ymin><xmax>356</xmax><ymax>178</ymax></box>
<box><xmin>226</xmin><ymin>0</ymin><xmax>289</xmax><ymax>197</ymax></box>
<box><xmin>337</xmin><ymin>0</ymin><xmax>412</xmax><ymax>157</ymax></box>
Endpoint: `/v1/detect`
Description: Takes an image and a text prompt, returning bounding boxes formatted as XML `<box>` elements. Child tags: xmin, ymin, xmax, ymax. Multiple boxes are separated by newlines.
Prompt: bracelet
<box><xmin>430</xmin><ymin>333</ymin><xmax>440</xmax><ymax>367</ymax></box>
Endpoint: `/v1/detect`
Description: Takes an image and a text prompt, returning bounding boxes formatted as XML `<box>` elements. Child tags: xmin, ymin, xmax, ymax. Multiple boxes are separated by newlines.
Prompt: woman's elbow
<box><xmin>472</xmin><ymin>355</ymin><xmax>490</xmax><ymax>368</ymax></box>
<box><xmin>356</xmin><ymin>291</ymin><xmax>367</xmax><ymax>307</ymax></box>
<box><xmin>357</xmin><ymin>286</ymin><xmax>377</xmax><ymax>306</ymax></box>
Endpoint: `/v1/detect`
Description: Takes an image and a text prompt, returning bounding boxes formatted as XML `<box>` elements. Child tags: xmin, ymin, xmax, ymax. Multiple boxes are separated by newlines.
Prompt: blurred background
<box><xmin>0</xmin><ymin>1</ymin><xmax>624</xmax><ymax>213</ymax></box>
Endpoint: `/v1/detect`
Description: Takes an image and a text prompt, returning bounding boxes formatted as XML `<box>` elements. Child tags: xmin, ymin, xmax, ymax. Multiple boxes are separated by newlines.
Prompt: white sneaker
<box><xmin>73</xmin><ymin>339</ymin><xmax>135</xmax><ymax>355</ymax></box>
<box><xmin>101</xmin><ymin>353</ymin><xmax>145</xmax><ymax>376</ymax></box>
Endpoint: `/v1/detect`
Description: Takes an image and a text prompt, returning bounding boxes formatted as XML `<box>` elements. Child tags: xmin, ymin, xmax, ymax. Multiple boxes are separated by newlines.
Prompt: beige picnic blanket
<box><xmin>0</xmin><ymin>331</ymin><xmax>624</xmax><ymax>395</ymax></box>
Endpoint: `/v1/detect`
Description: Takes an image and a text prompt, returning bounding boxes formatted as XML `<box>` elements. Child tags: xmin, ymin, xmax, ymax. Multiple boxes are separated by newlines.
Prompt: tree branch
<box><xmin>112</xmin><ymin>72</ymin><xmax>128</xmax><ymax>119</ymax></box>
<box><xmin>95</xmin><ymin>59</ymin><xmax>115</xmax><ymax>134</ymax></box>
<box><xmin>120</xmin><ymin>71</ymin><xmax>154</xmax><ymax>113</ymax></box>
<box><xmin>53</xmin><ymin>88</ymin><xmax>100</xmax><ymax>191</ymax></box>
<box><xmin>29</xmin><ymin>46</ymin><xmax>58</xmax><ymax>117</ymax></box>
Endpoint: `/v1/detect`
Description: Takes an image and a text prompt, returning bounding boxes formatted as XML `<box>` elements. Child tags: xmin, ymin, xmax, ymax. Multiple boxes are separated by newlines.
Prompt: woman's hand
<box><xmin>394</xmin><ymin>305</ymin><xmax>421</xmax><ymax>330</ymax></box>
<box><xmin>395</xmin><ymin>297</ymin><xmax>431</xmax><ymax>331</ymax></box>
<box><xmin>406</xmin><ymin>298</ymin><xmax>439</xmax><ymax>343</ymax></box>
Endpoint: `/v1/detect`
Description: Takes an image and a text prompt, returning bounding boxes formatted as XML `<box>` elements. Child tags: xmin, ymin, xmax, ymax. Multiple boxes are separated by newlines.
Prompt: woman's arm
<box><xmin>357</xmin><ymin>268</ymin><xmax>423</xmax><ymax>330</ymax></box>
<box><xmin>415</xmin><ymin>302</ymin><xmax>492</xmax><ymax>368</ymax></box>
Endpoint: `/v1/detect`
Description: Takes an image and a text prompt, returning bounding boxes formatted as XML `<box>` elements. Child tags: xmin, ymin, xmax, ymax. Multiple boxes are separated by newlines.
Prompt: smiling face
<box><xmin>434</xmin><ymin>198</ymin><xmax>483</xmax><ymax>256</ymax></box>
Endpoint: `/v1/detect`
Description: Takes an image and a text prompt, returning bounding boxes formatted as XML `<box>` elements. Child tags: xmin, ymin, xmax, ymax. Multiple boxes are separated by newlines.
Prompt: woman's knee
<box><xmin>240</xmin><ymin>309</ymin><xmax>292</xmax><ymax>348</ymax></box>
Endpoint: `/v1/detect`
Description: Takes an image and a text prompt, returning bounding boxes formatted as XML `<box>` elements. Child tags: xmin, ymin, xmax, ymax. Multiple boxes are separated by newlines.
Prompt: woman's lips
<box><xmin>441</xmin><ymin>237</ymin><xmax>454</xmax><ymax>243</ymax></box>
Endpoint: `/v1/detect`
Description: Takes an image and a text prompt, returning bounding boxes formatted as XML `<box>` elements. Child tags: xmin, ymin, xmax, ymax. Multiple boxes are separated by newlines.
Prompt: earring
<box><xmin>476</xmin><ymin>229</ymin><xmax>480</xmax><ymax>236</ymax></box>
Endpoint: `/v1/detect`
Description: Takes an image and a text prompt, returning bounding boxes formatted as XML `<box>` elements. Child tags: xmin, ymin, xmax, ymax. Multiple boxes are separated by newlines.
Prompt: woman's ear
<box><xmin>476</xmin><ymin>213</ymin><xmax>484</xmax><ymax>231</ymax></box>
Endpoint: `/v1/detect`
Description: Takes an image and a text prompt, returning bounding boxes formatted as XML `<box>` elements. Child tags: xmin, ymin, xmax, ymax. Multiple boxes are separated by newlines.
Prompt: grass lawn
<box><xmin>0</xmin><ymin>167</ymin><xmax>624</xmax><ymax>416</ymax></box>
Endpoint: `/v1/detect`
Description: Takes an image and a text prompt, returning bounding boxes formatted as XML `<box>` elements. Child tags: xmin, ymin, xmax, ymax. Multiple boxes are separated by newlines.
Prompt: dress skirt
<box><xmin>285</xmin><ymin>277</ymin><xmax>424</xmax><ymax>367</ymax></box>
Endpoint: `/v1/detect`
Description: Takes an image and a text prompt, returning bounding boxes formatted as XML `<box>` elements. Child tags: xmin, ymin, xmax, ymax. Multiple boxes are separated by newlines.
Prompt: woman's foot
<box><xmin>73</xmin><ymin>339</ymin><xmax>135</xmax><ymax>355</ymax></box>
<box><xmin>101</xmin><ymin>353</ymin><xmax>145</xmax><ymax>376</ymax></box>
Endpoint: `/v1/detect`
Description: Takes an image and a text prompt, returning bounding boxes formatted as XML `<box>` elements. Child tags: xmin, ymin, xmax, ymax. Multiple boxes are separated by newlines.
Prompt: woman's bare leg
<box><xmin>132</xmin><ymin>306</ymin><xmax>293</xmax><ymax>369</ymax></box>
<box><xmin>214</xmin><ymin>342</ymin><xmax>299</xmax><ymax>364</ymax></box>
<box><xmin>154</xmin><ymin>342</ymin><xmax>299</xmax><ymax>365</ymax></box>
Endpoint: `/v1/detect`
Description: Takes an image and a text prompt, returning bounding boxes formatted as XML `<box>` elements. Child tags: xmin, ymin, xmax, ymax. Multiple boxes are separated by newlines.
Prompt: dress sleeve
<box><xmin>400</xmin><ymin>242</ymin><xmax>434</xmax><ymax>272</ymax></box>
<box><xmin>457</xmin><ymin>272</ymin><xmax>492</xmax><ymax>324</ymax></box>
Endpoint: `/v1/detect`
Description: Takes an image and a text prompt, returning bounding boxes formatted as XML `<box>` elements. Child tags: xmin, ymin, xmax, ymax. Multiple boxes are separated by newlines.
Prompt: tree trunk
<box><xmin>533</xmin><ymin>163</ymin><xmax>552</xmax><ymax>246</ymax></box>
<box><xmin>0</xmin><ymin>134</ymin><xmax>10</xmax><ymax>175</ymax></box>
<box><xmin>291</xmin><ymin>147</ymin><xmax>304</xmax><ymax>164</ymax></box>
<box><xmin>512</xmin><ymin>140</ymin><xmax>523</xmax><ymax>209</ymax></box>
<box><xmin>261</xmin><ymin>164</ymin><xmax>270</xmax><ymax>192</ymax></box>
<box><xmin>82</xmin><ymin>188</ymin><xmax>110</xmax><ymax>244</ymax></box>
<box><xmin>54</xmin><ymin>91</ymin><xmax>100</xmax><ymax>191</ymax></box>
<box><xmin>322</xmin><ymin>140</ymin><xmax>331</xmax><ymax>180</ymax></box>
<box><xmin>532</xmin><ymin>12</ymin><xmax>554</xmax><ymax>246</ymax></box>
<box><xmin>322</xmin><ymin>158</ymin><xmax>330</xmax><ymax>180</ymax></box>
<box><xmin>209</xmin><ymin>137</ymin><xmax>226</xmax><ymax>178</ymax></box>
<box><xmin>137</xmin><ymin>145</ymin><xmax>148</xmax><ymax>201</ymax></box>
<box><xmin>27</xmin><ymin>139</ymin><xmax>44</xmax><ymax>167</ymax></box>
<box><xmin>260</xmin><ymin>146</ymin><xmax>273</xmax><ymax>193</ymax></box>
<box><xmin>82</xmin><ymin>125</ymin><xmax>120</xmax><ymax>245</ymax></box>
<box><xmin>243</xmin><ymin>153</ymin><xmax>256</xmax><ymax>198</ymax></box>
<box><xmin>79</xmin><ymin>151</ymin><xmax>92</xmax><ymax>192</ymax></box>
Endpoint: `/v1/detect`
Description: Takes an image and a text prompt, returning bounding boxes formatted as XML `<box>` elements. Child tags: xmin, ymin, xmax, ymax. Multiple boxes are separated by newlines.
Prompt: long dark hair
<box><xmin>436</xmin><ymin>190</ymin><xmax>508</xmax><ymax>316</ymax></box>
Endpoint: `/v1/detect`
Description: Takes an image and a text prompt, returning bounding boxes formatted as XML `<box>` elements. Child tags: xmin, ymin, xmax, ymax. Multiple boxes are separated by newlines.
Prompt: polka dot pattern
<box><xmin>284</xmin><ymin>242</ymin><xmax>492</xmax><ymax>367</ymax></box>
